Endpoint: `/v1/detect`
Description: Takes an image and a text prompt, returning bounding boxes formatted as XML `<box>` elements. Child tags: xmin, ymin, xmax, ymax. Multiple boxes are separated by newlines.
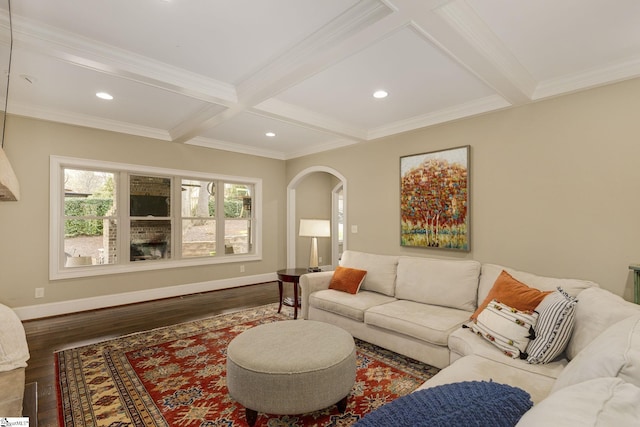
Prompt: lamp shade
<box><xmin>299</xmin><ymin>219</ymin><xmax>330</xmax><ymax>237</ymax></box>
<box><xmin>0</xmin><ymin>147</ymin><xmax>20</xmax><ymax>201</ymax></box>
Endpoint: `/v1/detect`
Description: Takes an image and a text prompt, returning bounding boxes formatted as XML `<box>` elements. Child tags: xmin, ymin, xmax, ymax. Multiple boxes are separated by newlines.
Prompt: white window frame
<box><xmin>50</xmin><ymin>155</ymin><xmax>262</xmax><ymax>280</ymax></box>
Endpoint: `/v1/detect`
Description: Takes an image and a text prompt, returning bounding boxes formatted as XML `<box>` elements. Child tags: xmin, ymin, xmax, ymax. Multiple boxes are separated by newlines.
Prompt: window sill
<box><xmin>49</xmin><ymin>253</ymin><xmax>262</xmax><ymax>280</ymax></box>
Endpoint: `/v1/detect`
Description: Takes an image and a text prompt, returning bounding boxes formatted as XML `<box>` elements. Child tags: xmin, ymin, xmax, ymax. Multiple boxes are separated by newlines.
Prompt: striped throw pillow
<box><xmin>526</xmin><ymin>287</ymin><xmax>578</xmax><ymax>364</ymax></box>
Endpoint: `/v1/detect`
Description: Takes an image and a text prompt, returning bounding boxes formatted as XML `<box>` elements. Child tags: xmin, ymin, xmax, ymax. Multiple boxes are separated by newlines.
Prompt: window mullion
<box><xmin>173</xmin><ymin>176</ymin><xmax>182</xmax><ymax>259</ymax></box>
<box><xmin>216</xmin><ymin>180</ymin><xmax>225</xmax><ymax>257</ymax></box>
<box><xmin>119</xmin><ymin>171</ymin><xmax>130</xmax><ymax>266</ymax></box>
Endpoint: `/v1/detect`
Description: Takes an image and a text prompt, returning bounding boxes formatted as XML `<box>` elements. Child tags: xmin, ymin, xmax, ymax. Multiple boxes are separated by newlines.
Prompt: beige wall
<box><xmin>0</xmin><ymin>117</ymin><xmax>286</xmax><ymax>309</ymax></box>
<box><xmin>287</xmin><ymin>77</ymin><xmax>640</xmax><ymax>301</ymax></box>
<box><xmin>295</xmin><ymin>172</ymin><xmax>332</xmax><ymax>267</ymax></box>
<box><xmin>2</xmin><ymin>77</ymin><xmax>639</xmax><ymax>312</ymax></box>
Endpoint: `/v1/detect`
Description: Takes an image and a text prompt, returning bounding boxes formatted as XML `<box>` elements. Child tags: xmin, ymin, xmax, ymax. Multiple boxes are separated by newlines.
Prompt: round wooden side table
<box><xmin>276</xmin><ymin>268</ymin><xmax>308</xmax><ymax>319</ymax></box>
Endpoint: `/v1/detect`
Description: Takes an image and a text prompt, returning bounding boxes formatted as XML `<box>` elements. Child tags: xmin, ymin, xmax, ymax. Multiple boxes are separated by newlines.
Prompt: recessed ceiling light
<box><xmin>265</xmin><ymin>132</ymin><xmax>276</xmax><ymax>137</ymax></box>
<box><xmin>373</xmin><ymin>90</ymin><xmax>388</xmax><ymax>99</ymax></box>
<box><xmin>96</xmin><ymin>92</ymin><xmax>113</xmax><ymax>100</ymax></box>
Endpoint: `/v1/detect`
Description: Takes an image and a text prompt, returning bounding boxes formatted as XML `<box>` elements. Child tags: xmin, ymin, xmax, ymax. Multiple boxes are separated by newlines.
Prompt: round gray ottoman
<box><xmin>226</xmin><ymin>320</ymin><xmax>356</xmax><ymax>426</ymax></box>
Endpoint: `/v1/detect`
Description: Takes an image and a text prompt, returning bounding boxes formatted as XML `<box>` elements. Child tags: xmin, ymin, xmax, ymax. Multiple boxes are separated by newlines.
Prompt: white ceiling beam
<box><xmin>393</xmin><ymin>0</ymin><xmax>536</xmax><ymax>104</ymax></box>
<box><xmin>171</xmin><ymin>0</ymin><xmax>405</xmax><ymax>144</ymax></box>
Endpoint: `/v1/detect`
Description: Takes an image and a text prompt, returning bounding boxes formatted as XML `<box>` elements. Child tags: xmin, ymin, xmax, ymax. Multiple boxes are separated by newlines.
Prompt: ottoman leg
<box><xmin>336</xmin><ymin>395</ymin><xmax>348</xmax><ymax>412</ymax></box>
<box><xmin>245</xmin><ymin>408</ymin><xmax>258</xmax><ymax>426</ymax></box>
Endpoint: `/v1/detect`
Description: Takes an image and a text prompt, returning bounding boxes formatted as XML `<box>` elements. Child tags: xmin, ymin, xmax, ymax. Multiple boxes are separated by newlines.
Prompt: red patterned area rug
<box><xmin>56</xmin><ymin>303</ymin><xmax>439</xmax><ymax>426</ymax></box>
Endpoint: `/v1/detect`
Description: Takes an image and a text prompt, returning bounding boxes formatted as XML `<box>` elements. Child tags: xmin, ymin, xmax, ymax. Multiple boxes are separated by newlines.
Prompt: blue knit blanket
<box><xmin>354</xmin><ymin>381</ymin><xmax>533</xmax><ymax>427</ymax></box>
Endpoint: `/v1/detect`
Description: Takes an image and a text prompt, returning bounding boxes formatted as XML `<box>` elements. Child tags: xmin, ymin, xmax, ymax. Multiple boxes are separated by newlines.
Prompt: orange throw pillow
<box><xmin>471</xmin><ymin>270</ymin><xmax>552</xmax><ymax>320</ymax></box>
<box><xmin>329</xmin><ymin>266</ymin><xmax>367</xmax><ymax>294</ymax></box>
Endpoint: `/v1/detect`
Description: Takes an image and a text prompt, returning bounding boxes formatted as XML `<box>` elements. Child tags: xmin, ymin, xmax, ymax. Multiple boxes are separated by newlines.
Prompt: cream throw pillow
<box><xmin>468</xmin><ymin>300</ymin><xmax>538</xmax><ymax>359</ymax></box>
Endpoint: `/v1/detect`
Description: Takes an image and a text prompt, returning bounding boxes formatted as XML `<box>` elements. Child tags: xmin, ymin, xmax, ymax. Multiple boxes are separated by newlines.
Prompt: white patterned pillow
<box><xmin>469</xmin><ymin>300</ymin><xmax>538</xmax><ymax>359</ymax></box>
<box><xmin>527</xmin><ymin>287</ymin><xmax>577</xmax><ymax>364</ymax></box>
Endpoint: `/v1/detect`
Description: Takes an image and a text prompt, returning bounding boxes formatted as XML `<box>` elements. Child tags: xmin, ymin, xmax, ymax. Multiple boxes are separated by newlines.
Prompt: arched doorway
<box><xmin>287</xmin><ymin>166</ymin><xmax>347</xmax><ymax>269</ymax></box>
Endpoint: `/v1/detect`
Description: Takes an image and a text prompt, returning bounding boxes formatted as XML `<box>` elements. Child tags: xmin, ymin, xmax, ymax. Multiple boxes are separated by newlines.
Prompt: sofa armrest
<box><xmin>300</xmin><ymin>271</ymin><xmax>334</xmax><ymax>319</ymax></box>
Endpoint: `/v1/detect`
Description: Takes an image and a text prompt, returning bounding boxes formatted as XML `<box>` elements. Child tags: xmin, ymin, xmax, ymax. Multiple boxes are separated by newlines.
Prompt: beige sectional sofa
<box><xmin>0</xmin><ymin>303</ymin><xmax>30</xmax><ymax>416</ymax></box>
<box><xmin>300</xmin><ymin>250</ymin><xmax>640</xmax><ymax>424</ymax></box>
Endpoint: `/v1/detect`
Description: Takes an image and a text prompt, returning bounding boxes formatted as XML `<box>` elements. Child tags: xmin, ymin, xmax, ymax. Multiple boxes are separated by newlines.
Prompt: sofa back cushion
<box><xmin>516</xmin><ymin>378</ymin><xmax>640</xmax><ymax>427</ymax></box>
<box><xmin>395</xmin><ymin>257</ymin><xmax>480</xmax><ymax>311</ymax></box>
<box><xmin>565</xmin><ymin>287</ymin><xmax>640</xmax><ymax>360</ymax></box>
<box><xmin>552</xmin><ymin>314</ymin><xmax>640</xmax><ymax>392</ymax></box>
<box><xmin>340</xmin><ymin>251</ymin><xmax>399</xmax><ymax>297</ymax></box>
<box><xmin>478</xmin><ymin>264</ymin><xmax>598</xmax><ymax>308</ymax></box>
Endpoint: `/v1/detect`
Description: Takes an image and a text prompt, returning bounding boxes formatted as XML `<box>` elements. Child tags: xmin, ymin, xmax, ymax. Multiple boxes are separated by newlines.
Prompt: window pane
<box><xmin>130</xmin><ymin>220</ymin><xmax>171</xmax><ymax>261</ymax></box>
<box><xmin>182</xmin><ymin>219</ymin><xmax>216</xmax><ymax>257</ymax></box>
<box><xmin>181</xmin><ymin>179</ymin><xmax>215</xmax><ymax>217</ymax></box>
<box><xmin>130</xmin><ymin>175</ymin><xmax>171</xmax><ymax>217</ymax></box>
<box><xmin>64</xmin><ymin>169</ymin><xmax>117</xmax><ymax>215</ymax></box>
<box><xmin>63</xmin><ymin>168</ymin><xmax>117</xmax><ymax>268</ymax></box>
<box><xmin>224</xmin><ymin>183</ymin><xmax>252</xmax><ymax>219</ymax></box>
<box><xmin>225</xmin><ymin>219</ymin><xmax>251</xmax><ymax>254</ymax></box>
<box><xmin>65</xmin><ymin>219</ymin><xmax>117</xmax><ymax>266</ymax></box>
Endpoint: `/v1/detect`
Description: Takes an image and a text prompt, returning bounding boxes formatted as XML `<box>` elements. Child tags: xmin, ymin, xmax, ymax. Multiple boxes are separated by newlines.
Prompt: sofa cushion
<box><xmin>552</xmin><ymin>314</ymin><xmax>640</xmax><ymax>392</ymax></box>
<box><xmin>468</xmin><ymin>300</ymin><xmax>538</xmax><ymax>359</ymax></box>
<box><xmin>355</xmin><ymin>381</ymin><xmax>532</xmax><ymax>427</ymax></box>
<box><xmin>340</xmin><ymin>251</ymin><xmax>398</xmax><ymax>297</ymax></box>
<box><xmin>472</xmin><ymin>270</ymin><xmax>552</xmax><ymax>320</ymax></box>
<box><xmin>565</xmin><ymin>287</ymin><xmax>640</xmax><ymax>360</ymax></box>
<box><xmin>309</xmin><ymin>289</ymin><xmax>396</xmax><ymax>322</ymax></box>
<box><xmin>417</xmin><ymin>355</ymin><xmax>555</xmax><ymax>404</ymax></box>
<box><xmin>526</xmin><ymin>288</ymin><xmax>577</xmax><ymax>364</ymax></box>
<box><xmin>328</xmin><ymin>266</ymin><xmax>367</xmax><ymax>294</ymax></box>
<box><xmin>395</xmin><ymin>257</ymin><xmax>480</xmax><ymax>312</ymax></box>
<box><xmin>365</xmin><ymin>300</ymin><xmax>470</xmax><ymax>346</ymax></box>
<box><xmin>478</xmin><ymin>264</ymin><xmax>597</xmax><ymax>310</ymax></box>
<box><xmin>516</xmin><ymin>378</ymin><xmax>640</xmax><ymax>427</ymax></box>
<box><xmin>448</xmin><ymin>327</ymin><xmax>568</xmax><ymax>379</ymax></box>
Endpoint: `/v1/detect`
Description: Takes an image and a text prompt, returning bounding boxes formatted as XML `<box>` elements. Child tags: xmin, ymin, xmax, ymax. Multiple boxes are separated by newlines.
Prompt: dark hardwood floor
<box><xmin>22</xmin><ymin>281</ymin><xmax>282</xmax><ymax>427</ymax></box>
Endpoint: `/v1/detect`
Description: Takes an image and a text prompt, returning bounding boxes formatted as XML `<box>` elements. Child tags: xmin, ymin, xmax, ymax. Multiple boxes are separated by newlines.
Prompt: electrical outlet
<box><xmin>318</xmin><ymin>256</ymin><xmax>323</xmax><ymax>264</ymax></box>
<box><xmin>35</xmin><ymin>288</ymin><xmax>45</xmax><ymax>298</ymax></box>
<box><xmin>240</xmin><ymin>265</ymin><xmax>245</xmax><ymax>273</ymax></box>
<box><xmin>351</xmin><ymin>225</ymin><xmax>358</xmax><ymax>233</ymax></box>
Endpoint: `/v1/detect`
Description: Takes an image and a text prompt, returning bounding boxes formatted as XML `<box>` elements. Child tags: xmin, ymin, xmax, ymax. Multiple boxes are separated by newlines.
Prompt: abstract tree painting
<box><xmin>400</xmin><ymin>146</ymin><xmax>469</xmax><ymax>251</ymax></box>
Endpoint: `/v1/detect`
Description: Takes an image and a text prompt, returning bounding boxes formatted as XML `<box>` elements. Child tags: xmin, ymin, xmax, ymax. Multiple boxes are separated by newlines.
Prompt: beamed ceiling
<box><xmin>2</xmin><ymin>0</ymin><xmax>640</xmax><ymax>159</ymax></box>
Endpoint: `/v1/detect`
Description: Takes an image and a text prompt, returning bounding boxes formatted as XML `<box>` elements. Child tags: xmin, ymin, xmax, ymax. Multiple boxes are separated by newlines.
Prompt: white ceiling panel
<box><xmin>1</xmin><ymin>0</ymin><xmax>639</xmax><ymax>158</ymax></box>
<box><xmin>199</xmin><ymin>111</ymin><xmax>343</xmax><ymax>156</ymax></box>
<box><xmin>11</xmin><ymin>0</ymin><xmax>360</xmax><ymax>84</ymax></box>
<box><xmin>468</xmin><ymin>0</ymin><xmax>640</xmax><ymax>81</ymax></box>
<box><xmin>9</xmin><ymin>50</ymin><xmax>216</xmax><ymax>131</ymax></box>
<box><xmin>275</xmin><ymin>26</ymin><xmax>496</xmax><ymax>130</ymax></box>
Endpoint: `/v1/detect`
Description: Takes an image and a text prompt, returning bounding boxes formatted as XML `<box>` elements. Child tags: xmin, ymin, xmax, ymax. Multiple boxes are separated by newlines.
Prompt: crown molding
<box><xmin>533</xmin><ymin>55</ymin><xmax>640</xmax><ymax>100</ymax></box>
<box><xmin>9</xmin><ymin>102</ymin><xmax>172</xmax><ymax>141</ymax></box>
<box><xmin>187</xmin><ymin>136</ymin><xmax>287</xmax><ymax>160</ymax></box>
<box><xmin>368</xmin><ymin>94</ymin><xmax>510</xmax><ymax>140</ymax></box>
<box><xmin>283</xmin><ymin>137</ymin><xmax>361</xmax><ymax>160</ymax></box>
<box><xmin>11</xmin><ymin>15</ymin><xmax>237</xmax><ymax>105</ymax></box>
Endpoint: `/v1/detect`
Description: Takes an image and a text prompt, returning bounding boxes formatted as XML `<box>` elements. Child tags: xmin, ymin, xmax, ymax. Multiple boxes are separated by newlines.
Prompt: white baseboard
<box><xmin>14</xmin><ymin>272</ymin><xmax>277</xmax><ymax>320</ymax></box>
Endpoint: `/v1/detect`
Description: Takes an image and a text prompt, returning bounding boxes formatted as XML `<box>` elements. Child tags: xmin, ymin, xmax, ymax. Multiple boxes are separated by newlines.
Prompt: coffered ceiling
<box><xmin>2</xmin><ymin>0</ymin><xmax>639</xmax><ymax>159</ymax></box>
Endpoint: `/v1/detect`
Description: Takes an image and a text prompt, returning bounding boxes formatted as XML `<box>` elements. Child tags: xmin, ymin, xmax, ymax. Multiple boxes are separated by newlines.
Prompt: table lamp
<box><xmin>299</xmin><ymin>219</ymin><xmax>330</xmax><ymax>272</ymax></box>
